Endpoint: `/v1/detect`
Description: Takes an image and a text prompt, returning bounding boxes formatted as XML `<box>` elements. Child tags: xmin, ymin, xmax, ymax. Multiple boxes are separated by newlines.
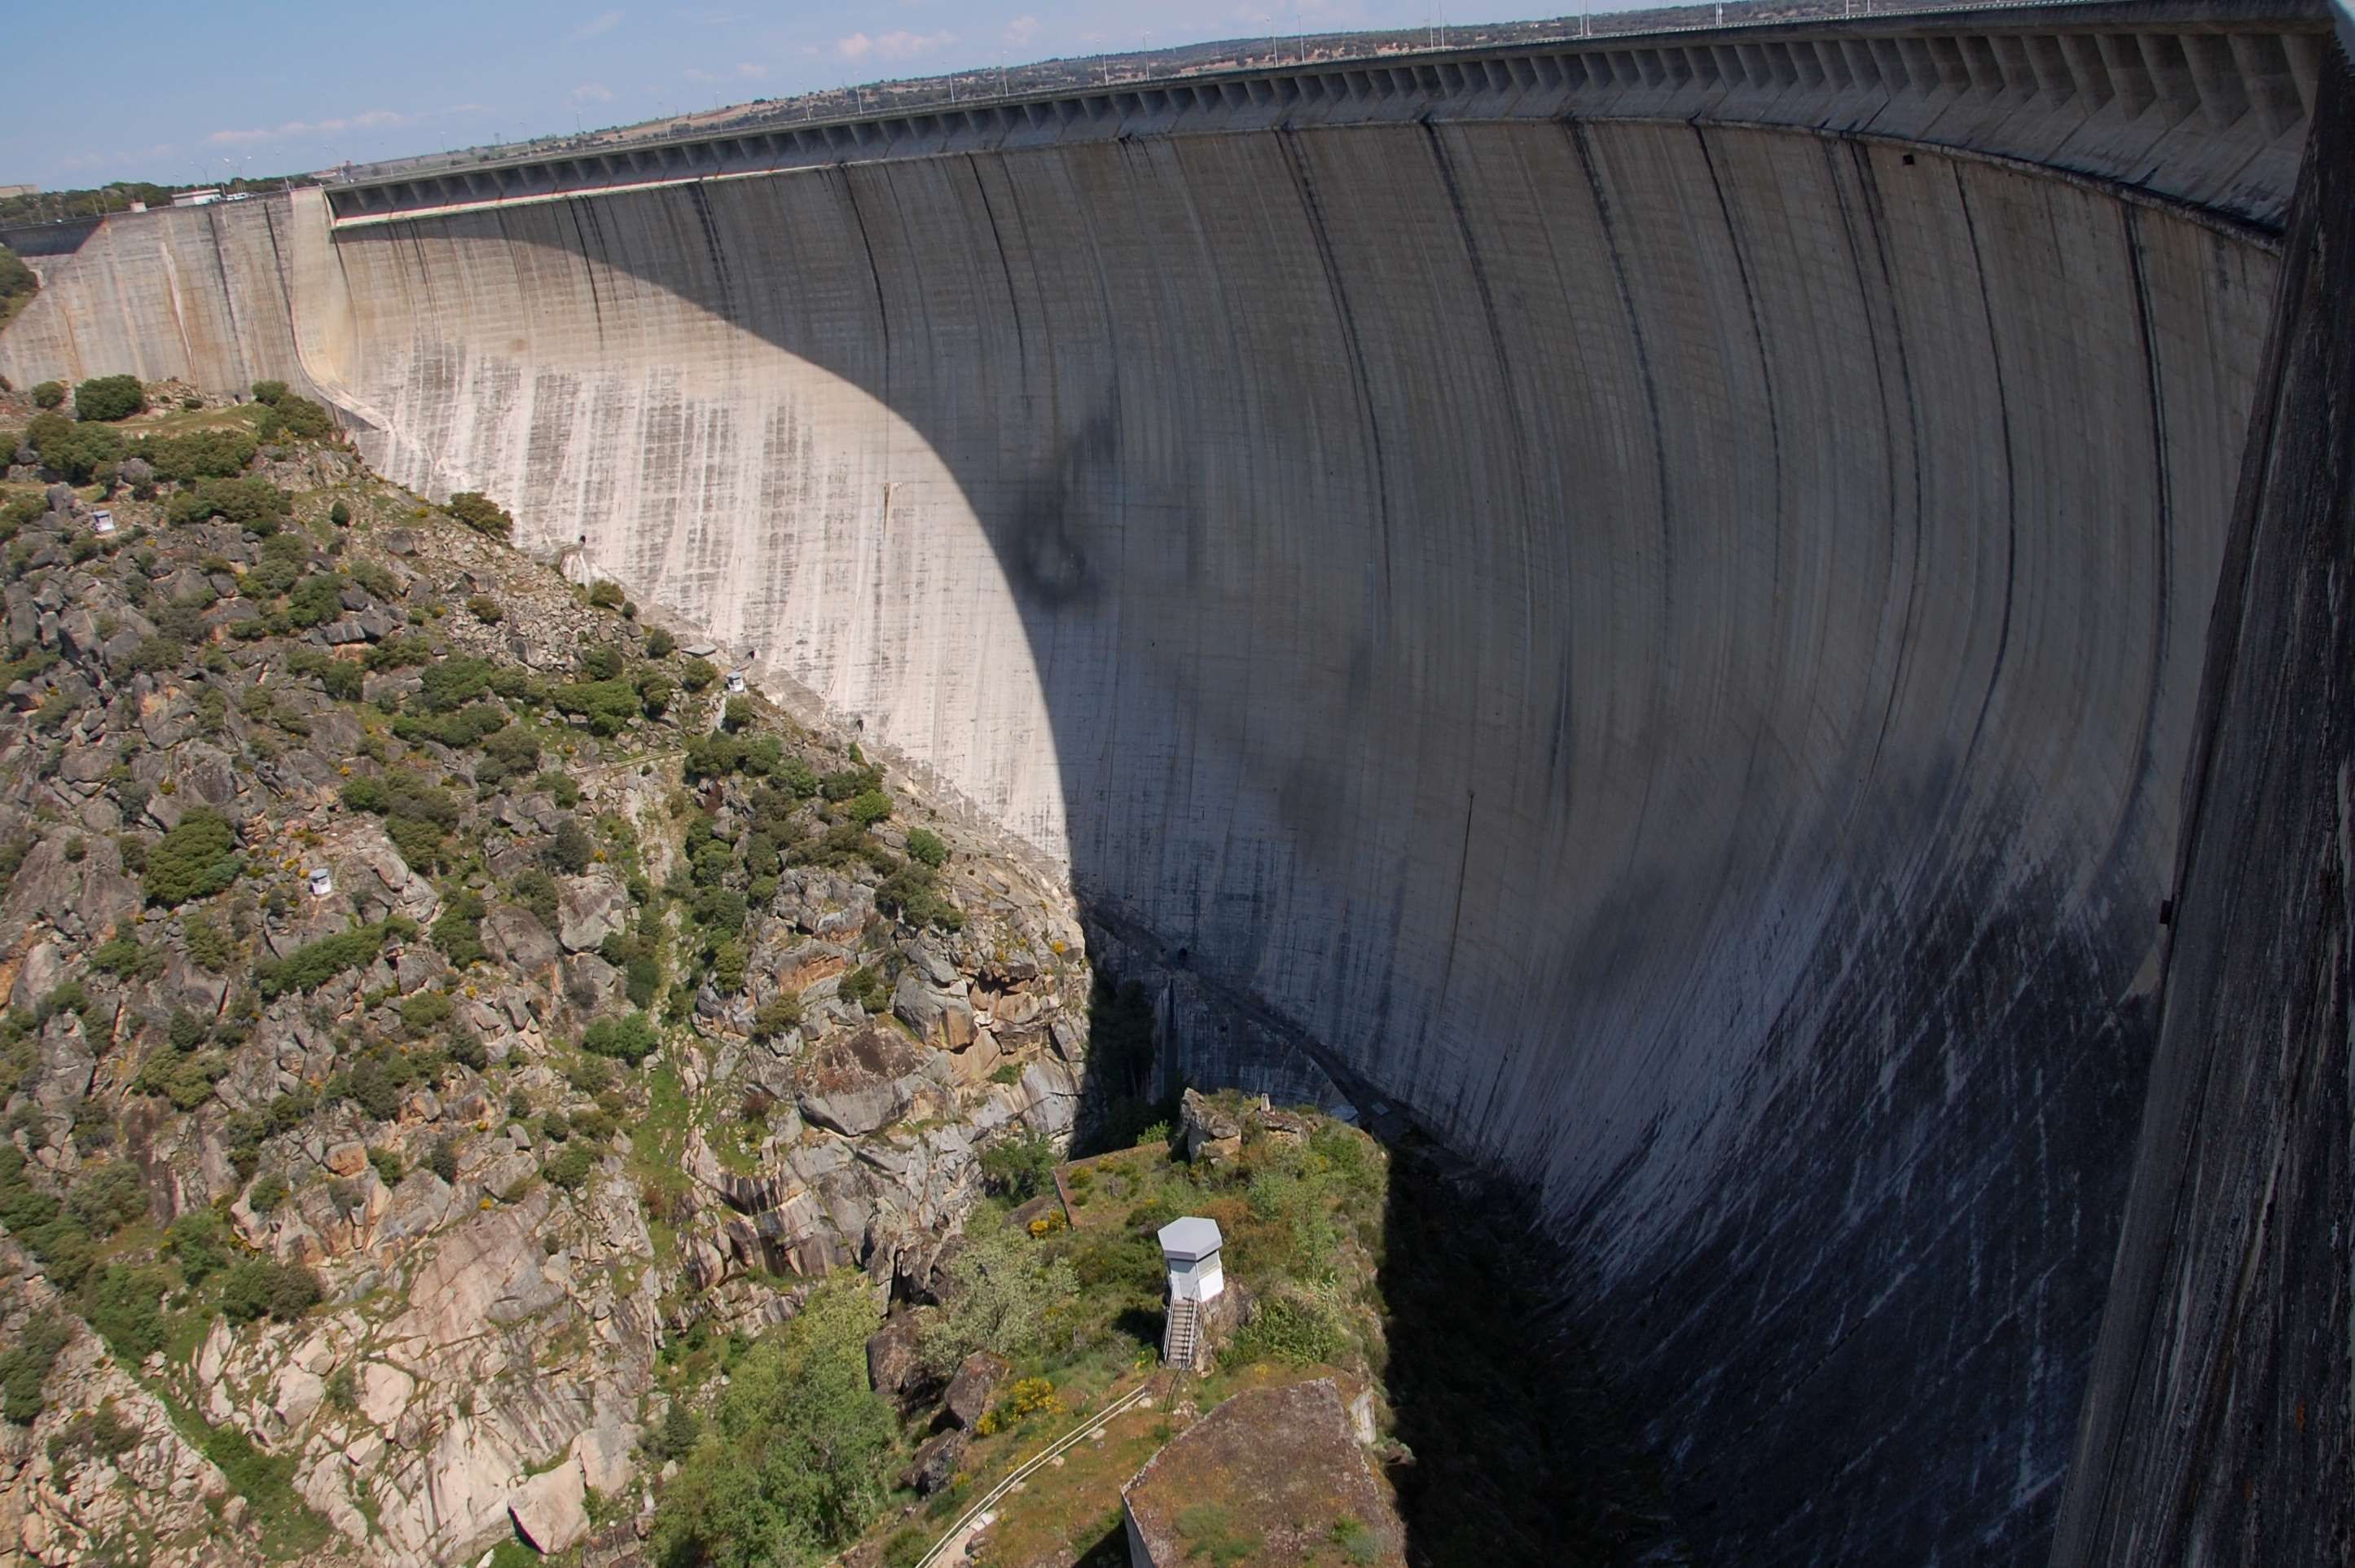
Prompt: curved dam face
<box><xmin>2</xmin><ymin>9</ymin><xmax>2335</xmax><ymax>1561</ymax></box>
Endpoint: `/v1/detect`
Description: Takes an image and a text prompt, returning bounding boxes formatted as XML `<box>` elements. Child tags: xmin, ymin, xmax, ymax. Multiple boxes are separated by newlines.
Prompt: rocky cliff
<box><xmin>0</xmin><ymin>389</ymin><xmax>1125</xmax><ymax>1568</ymax></box>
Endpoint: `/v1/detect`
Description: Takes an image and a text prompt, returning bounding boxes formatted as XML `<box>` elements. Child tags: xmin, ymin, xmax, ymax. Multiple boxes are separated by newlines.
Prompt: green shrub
<box><xmin>30</xmin><ymin>380</ymin><xmax>63</xmax><ymax>409</ymax></box>
<box><xmin>246</xmin><ymin>1171</ymin><xmax>290</xmax><ymax>1213</ymax></box>
<box><xmin>427</xmin><ymin>1139</ymin><xmax>459</xmax><ymax>1184</ymax></box>
<box><xmin>368</xmin><ymin>1146</ymin><xmax>403</xmax><ymax>1187</ymax></box>
<box><xmin>48</xmin><ymin>1405</ymin><xmax>142</xmax><ymax>1467</ymax></box>
<box><xmin>143</xmin><ymin>808</ymin><xmax>241</xmax><ymax>906</ymax></box>
<box><xmin>1327</xmin><ymin>1516</ymin><xmax>1382</xmax><ymax>1564</ymax></box>
<box><xmin>644</xmin><ymin>626</ymin><xmax>675</xmax><ymax>658</ymax></box>
<box><xmin>545</xmin><ymin>1142</ymin><xmax>596</xmax><ymax>1190</ymax></box>
<box><xmin>164</xmin><ymin>1209</ymin><xmax>231</xmax><ymax>1285</ymax></box>
<box><xmin>1227</xmin><ymin>1289</ymin><xmax>1349</xmax><ymax>1368</ymax></box>
<box><xmin>587</xmin><ymin>580</ymin><xmax>626</xmax><ymax>609</ymax></box>
<box><xmin>543</xmin><ymin>817</ymin><xmax>595</xmax><ymax>875</ymax></box>
<box><xmin>328</xmin><ymin>499</ymin><xmax>350</xmax><ymax>527</ymax></box>
<box><xmin>250</xmin><ymin>380</ymin><xmax>289</xmax><ymax>406</ymax></box>
<box><xmin>398</xmin><ymin>990</ymin><xmax>454</xmax><ymax>1036</ymax></box>
<box><xmin>254</xmin><ymin>916</ymin><xmax>413</xmax><ymax>999</ymax></box>
<box><xmin>467</xmin><ymin>595</ymin><xmax>503</xmax><ymax>623</ymax></box>
<box><xmin>182</xmin><ymin>911</ymin><xmax>235</xmax><ymax>971</ymax></box>
<box><xmin>679</xmin><ymin>657</ymin><xmax>718</xmax><ymax>693</ymax></box>
<box><xmin>842</xmin><ymin>964</ymin><xmax>891</xmax><ymax>1014</ymax></box>
<box><xmin>648</xmin><ymin>1278</ymin><xmax>894</xmax><ymax>1566</ymax></box>
<box><xmin>81</xmin><ymin>1263</ymin><xmax>171</xmax><ymax>1359</ymax></box>
<box><xmin>446</xmin><ymin>491</ymin><xmax>512</xmax><ymax>540</ymax></box>
<box><xmin>66</xmin><ymin>1162</ymin><xmax>150</xmax><ymax>1234</ymax></box>
<box><xmin>90</xmin><ymin>932</ymin><xmax>166</xmax><ymax>980</ymax></box>
<box><xmin>751</xmin><ymin>995</ymin><xmax>802</xmax><ymax>1040</ymax></box>
<box><xmin>217</xmin><ymin>1258</ymin><xmax>321</xmax><ymax>1323</ymax></box>
<box><xmin>582</xmin><ymin>1012</ymin><xmax>659</xmax><ymax>1066</ymax></box>
<box><xmin>904</xmin><ymin>828</ymin><xmax>947</xmax><ymax>868</ymax></box>
<box><xmin>431</xmin><ymin>890</ymin><xmax>487</xmax><ymax>968</ymax></box>
<box><xmin>551</xmin><ymin>678</ymin><xmax>640</xmax><ymax>736</ymax></box>
<box><xmin>33</xmin><ymin>417</ymin><xmax>123</xmax><ymax>481</ymax></box>
<box><xmin>73</xmin><ymin>376</ymin><xmax>144</xmax><ymax>422</ymax></box>
<box><xmin>978</xmin><ymin>1133</ymin><xmax>1056</xmax><ymax>1201</ymax></box>
<box><xmin>284</xmin><ymin>571</ymin><xmax>345</xmax><ymax>628</ymax></box>
<box><xmin>169</xmin><ymin>477</ymin><xmax>289</xmax><ymax>529</ymax></box>
<box><xmin>0</xmin><ymin>1313</ymin><xmax>72</xmax><ymax>1424</ymax></box>
<box><xmin>257</xmin><ymin>394</ymin><xmax>334</xmax><ymax>441</ymax></box>
<box><xmin>137</xmin><ymin>426</ymin><xmax>257</xmax><ymax>481</ymax></box>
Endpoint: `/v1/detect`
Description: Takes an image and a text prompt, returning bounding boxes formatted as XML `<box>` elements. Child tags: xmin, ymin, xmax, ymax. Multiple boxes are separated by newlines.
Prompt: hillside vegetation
<box><xmin>0</xmin><ymin>374</ymin><xmax>1114</xmax><ymax>1568</ymax></box>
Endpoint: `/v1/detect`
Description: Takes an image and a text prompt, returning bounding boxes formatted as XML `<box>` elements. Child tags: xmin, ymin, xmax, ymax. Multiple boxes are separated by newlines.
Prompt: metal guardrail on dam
<box><xmin>325</xmin><ymin>0</ymin><xmax>2333</xmax><ymax>233</ymax></box>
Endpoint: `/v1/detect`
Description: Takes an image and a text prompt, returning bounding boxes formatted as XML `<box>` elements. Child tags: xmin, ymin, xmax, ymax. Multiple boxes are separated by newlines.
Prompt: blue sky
<box><xmin>5</xmin><ymin>1</ymin><xmax>1632</xmax><ymax>191</ymax></box>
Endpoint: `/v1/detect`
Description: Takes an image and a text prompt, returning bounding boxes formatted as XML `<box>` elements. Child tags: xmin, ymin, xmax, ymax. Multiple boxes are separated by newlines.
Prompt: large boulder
<box><xmin>508</xmin><ymin>1460</ymin><xmax>588</xmax><ymax>1554</ymax></box>
<box><xmin>942</xmin><ymin>1351</ymin><xmax>1008</xmax><ymax>1431</ymax></box>
<box><xmin>903</xmin><ymin>1428</ymin><xmax>969</xmax><ymax>1496</ymax></box>
<box><xmin>797</xmin><ymin>1023</ymin><xmax>933</xmax><ymax>1137</ymax></box>
<box><xmin>867</xmin><ymin>1310</ymin><xmax>934</xmax><ymax>1408</ymax></box>
<box><xmin>556</xmin><ymin>874</ymin><xmax>630</xmax><ymax>953</ymax></box>
<box><xmin>481</xmin><ymin>905</ymin><xmax>560</xmax><ymax>973</ymax></box>
<box><xmin>1180</xmin><ymin>1087</ymin><xmax>1244</xmax><ymax>1166</ymax></box>
<box><xmin>893</xmin><ymin>973</ymin><xmax>975</xmax><ymax>1050</ymax></box>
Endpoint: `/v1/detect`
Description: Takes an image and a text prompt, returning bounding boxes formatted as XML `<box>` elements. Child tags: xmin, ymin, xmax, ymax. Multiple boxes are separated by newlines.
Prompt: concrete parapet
<box><xmin>325</xmin><ymin>1</ymin><xmax>2332</xmax><ymax>233</ymax></box>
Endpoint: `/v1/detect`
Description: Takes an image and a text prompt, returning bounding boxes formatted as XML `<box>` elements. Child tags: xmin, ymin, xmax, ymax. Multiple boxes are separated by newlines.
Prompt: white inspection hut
<box><xmin>1158</xmin><ymin>1216</ymin><xmax>1224</xmax><ymax>1371</ymax></box>
<box><xmin>1158</xmin><ymin>1215</ymin><xmax>1224</xmax><ymax>1304</ymax></box>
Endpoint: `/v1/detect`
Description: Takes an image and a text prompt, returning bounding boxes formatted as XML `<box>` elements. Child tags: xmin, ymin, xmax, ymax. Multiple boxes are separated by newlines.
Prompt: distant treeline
<box><xmin>0</xmin><ymin>178</ymin><xmax>314</xmax><ymax>227</ymax></box>
<box><xmin>0</xmin><ymin>244</ymin><xmax>33</xmax><ymax>327</ymax></box>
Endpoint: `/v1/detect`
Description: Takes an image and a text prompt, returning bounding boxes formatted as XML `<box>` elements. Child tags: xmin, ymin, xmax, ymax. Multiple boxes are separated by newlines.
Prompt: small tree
<box><xmin>445</xmin><ymin>491</ymin><xmax>512</xmax><ymax>540</ymax></box>
<box><xmin>72</xmin><ymin>376</ymin><xmax>146</xmax><ymax>423</ymax></box>
<box><xmin>143</xmin><ymin>808</ymin><xmax>242</xmax><ymax>906</ymax></box>
<box><xmin>679</xmin><ymin>657</ymin><xmax>718</xmax><ymax>693</ymax></box>
<box><xmin>582</xmin><ymin>1012</ymin><xmax>659</xmax><ymax>1066</ymax></box>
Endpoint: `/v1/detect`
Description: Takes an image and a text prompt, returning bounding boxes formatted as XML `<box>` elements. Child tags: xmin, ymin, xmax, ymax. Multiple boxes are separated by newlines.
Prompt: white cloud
<box><xmin>1003</xmin><ymin>14</ymin><xmax>1039</xmax><ymax>46</ymax></box>
<box><xmin>569</xmin><ymin>8</ymin><xmax>624</xmax><ymax>40</ymax></box>
<box><xmin>570</xmin><ymin>81</ymin><xmax>615</xmax><ymax>103</ymax></box>
<box><xmin>683</xmin><ymin>60</ymin><xmax>768</xmax><ymax>81</ymax></box>
<box><xmin>837</xmin><ymin>28</ymin><xmax>953</xmax><ymax>61</ymax></box>
<box><xmin>206</xmin><ymin>104</ymin><xmax>482</xmax><ymax>147</ymax></box>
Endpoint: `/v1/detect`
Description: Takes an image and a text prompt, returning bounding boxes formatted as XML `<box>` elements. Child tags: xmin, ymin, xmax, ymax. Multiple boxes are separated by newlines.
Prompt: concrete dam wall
<box><xmin>2</xmin><ymin>7</ymin><xmax>2340</xmax><ymax>1561</ymax></box>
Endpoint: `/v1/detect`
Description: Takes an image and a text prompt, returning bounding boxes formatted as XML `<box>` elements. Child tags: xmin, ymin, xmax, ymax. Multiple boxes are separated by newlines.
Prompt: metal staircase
<box><xmin>1163</xmin><ymin>1298</ymin><xmax>1201</xmax><ymax>1370</ymax></box>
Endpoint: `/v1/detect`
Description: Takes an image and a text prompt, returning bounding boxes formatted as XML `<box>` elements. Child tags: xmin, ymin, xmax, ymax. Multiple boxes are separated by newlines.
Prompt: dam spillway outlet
<box><xmin>1</xmin><ymin>6</ymin><xmax>2346</xmax><ymax>1562</ymax></box>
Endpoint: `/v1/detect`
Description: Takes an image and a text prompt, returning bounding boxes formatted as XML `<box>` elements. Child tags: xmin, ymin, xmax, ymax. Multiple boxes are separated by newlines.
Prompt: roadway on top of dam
<box><xmin>323</xmin><ymin>0</ymin><xmax>2335</xmax><ymax>235</ymax></box>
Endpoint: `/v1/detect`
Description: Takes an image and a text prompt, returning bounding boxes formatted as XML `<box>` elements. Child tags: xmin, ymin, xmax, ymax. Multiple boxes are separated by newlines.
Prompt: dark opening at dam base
<box><xmin>2</xmin><ymin>2</ymin><xmax>2351</xmax><ymax>1562</ymax></box>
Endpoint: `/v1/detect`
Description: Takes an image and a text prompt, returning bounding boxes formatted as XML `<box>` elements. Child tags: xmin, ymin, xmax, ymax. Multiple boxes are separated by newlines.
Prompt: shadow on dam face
<box><xmin>290</xmin><ymin>112</ymin><xmax>2288</xmax><ymax>1563</ymax></box>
